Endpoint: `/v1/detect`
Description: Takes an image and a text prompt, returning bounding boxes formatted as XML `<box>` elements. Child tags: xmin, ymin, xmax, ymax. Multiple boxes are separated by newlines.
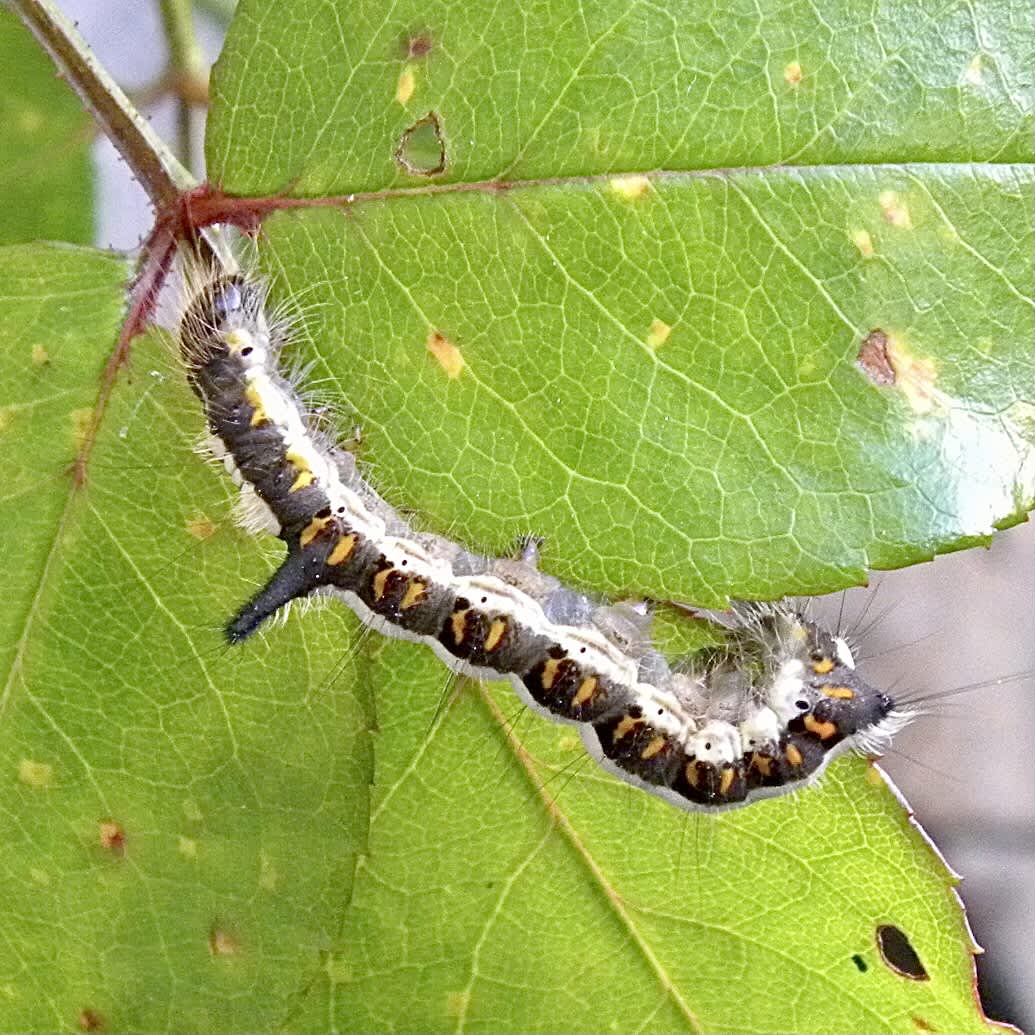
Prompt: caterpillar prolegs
<box><xmin>179</xmin><ymin>267</ymin><xmax>912</xmax><ymax>813</ymax></box>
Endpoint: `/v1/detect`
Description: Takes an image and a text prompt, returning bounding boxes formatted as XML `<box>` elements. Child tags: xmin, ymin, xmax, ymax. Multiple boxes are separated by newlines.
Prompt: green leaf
<box><xmin>1</xmin><ymin>0</ymin><xmax>1032</xmax><ymax>1031</ymax></box>
<box><xmin>207</xmin><ymin>0</ymin><xmax>1035</xmax><ymax>603</ymax></box>
<box><xmin>0</xmin><ymin>10</ymin><xmax>94</xmax><ymax>245</ymax></box>
<box><xmin>0</xmin><ymin>248</ymin><xmax>370</xmax><ymax>1032</ymax></box>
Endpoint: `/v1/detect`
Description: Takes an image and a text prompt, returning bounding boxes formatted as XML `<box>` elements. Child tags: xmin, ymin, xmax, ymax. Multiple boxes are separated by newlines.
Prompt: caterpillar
<box><xmin>177</xmin><ymin>262</ymin><xmax>914</xmax><ymax>813</ymax></box>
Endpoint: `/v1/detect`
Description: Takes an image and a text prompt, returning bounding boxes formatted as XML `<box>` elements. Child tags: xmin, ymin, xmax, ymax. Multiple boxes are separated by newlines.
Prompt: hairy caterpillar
<box><xmin>177</xmin><ymin>263</ymin><xmax>913</xmax><ymax>813</ymax></box>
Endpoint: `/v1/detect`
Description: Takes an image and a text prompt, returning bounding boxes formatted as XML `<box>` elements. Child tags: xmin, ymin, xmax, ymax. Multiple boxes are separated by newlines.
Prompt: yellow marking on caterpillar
<box><xmin>572</xmin><ymin>676</ymin><xmax>598</xmax><ymax>707</ymax></box>
<box><xmin>290</xmin><ymin>470</ymin><xmax>315</xmax><ymax>492</ymax></box>
<box><xmin>805</xmin><ymin>715</ymin><xmax>838</xmax><ymax>740</ymax></box>
<box><xmin>812</xmin><ymin>657</ymin><xmax>835</xmax><ymax>674</ymax></box>
<box><xmin>719</xmin><ymin>767</ymin><xmax>735</xmax><ymax>795</ymax></box>
<box><xmin>400</xmin><ymin>580</ymin><xmax>427</xmax><ymax>610</ymax></box>
<box><xmin>751</xmin><ymin>754</ymin><xmax>772</xmax><ymax>777</ymax></box>
<box><xmin>641</xmin><ymin>736</ymin><xmax>667</xmax><ymax>760</ymax></box>
<box><xmin>225</xmin><ymin>328</ymin><xmax>253</xmax><ymax>353</ymax></box>
<box><xmin>613</xmin><ymin>715</ymin><xmax>642</xmax><ymax>741</ymax></box>
<box><xmin>245</xmin><ymin>384</ymin><xmax>268</xmax><ymax>426</ymax></box>
<box><xmin>823</xmin><ymin>686</ymin><xmax>855</xmax><ymax>700</ymax></box>
<box><xmin>372</xmin><ymin>567</ymin><xmax>393</xmax><ymax>601</ymax></box>
<box><xmin>785</xmin><ymin>743</ymin><xmax>804</xmax><ymax>767</ymax></box>
<box><xmin>328</xmin><ymin>534</ymin><xmax>356</xmax><ymax>566</ymax></box>
<box><xmin>450</xmin><ymin>609</ymin><xmax>469</xmax><ymax>645</ymax></box>
<box><xmin>684</xmin><ymin>762</ymin><xmax>701</xmax><ymax>788</ymax></box>
<box><xmin>540</xmin><ymin>657</ymin><xmax>563</xmax><ymax>690</ymax></box>
<box><xmin>300</xmin><ymin>516</ymin><xmax>331</xmax><ymax>547</ymax></box>
<box><xmin>483</xmin><ymin>617</ymin><xmax>508</xmax><ymax>651</ymax></box>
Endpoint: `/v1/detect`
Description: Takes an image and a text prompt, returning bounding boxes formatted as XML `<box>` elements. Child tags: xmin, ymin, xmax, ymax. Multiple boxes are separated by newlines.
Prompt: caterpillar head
<box><xmin>180</xmin><ymin>274</ymin><xmax>273</xmax><ymax>374</ymax></box>
<box><xmin>763</xmin><ymin>616</ymin><xmax>897</xmax><ymax>753</ymax></box>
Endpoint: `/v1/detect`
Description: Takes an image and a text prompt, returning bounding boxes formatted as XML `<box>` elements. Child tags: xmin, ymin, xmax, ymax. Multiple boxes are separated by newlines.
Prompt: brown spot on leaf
<box><xmin>407</xmin><ymin>34</ymin><xmax>432</xmax><ymax>58</ymax></box>
<box><xmin>876</xmin><ymin>924</ymin><xmax>929</xmax><ymax>981</ymax></box>
<box><xmin>857</xmin><ymin>329</ymin><xmax>896</xmax><ymax>386</ymax></box>
<box><xmin>185</xmin><ymin>514</ymin><xmax>217</xmax><ymax>540</ymax></box>
<box><xmin>209</xmin><ymin>924</ymin><xmax>240</xmax><ymax>957</ymax></box>
<box><xmin>879</xmin><ymin>189</ymin><xmax>912</xmax><ymax>228</ymax></box>
<box><xmin>31</xmin><ymin>344</ymin><xmax>51</xmax><ymax>367</ymax></box>
<box><xmin>98</xmin><ymin>821</ymin><xmax>125</xmax><ymax>856</ymax></box>
<box><xmin>911</xmin><ymin>1016</ymin><xmax>936</xmax><ymax>1033</ymax></box>
<box><xmin>78</xmin><ymin>1008</ymin><xmax>104</xmax><ymax>1032</ymax></box>
<box><xmin>395</xmin><ymin>112</ymin><xmax>446</xmax><ymax>176</ymax></box>
<box><xmin>427</xmin><ymin>330</ymin><xmax>465</xmax><ymax>379</ymax></box>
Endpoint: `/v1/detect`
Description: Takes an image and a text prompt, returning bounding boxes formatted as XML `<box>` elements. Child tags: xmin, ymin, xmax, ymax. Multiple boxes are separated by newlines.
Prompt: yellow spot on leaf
<box><xmin>963</xmin><ymin>54</ymin><xmax>983</xmax><ymax>85</ymax></box>
<box><xmin>865</xmin><ymin>765</ymin><xmax>884</xmax><ymax>788</ymax></box>
<box><xmin>18</xmin><ymin>759</ymin><xmax>53</xmax><ymax>788</ymax></box>
<box><xmin>18</xmin><ymin>108</ymin><xmax>43</xmax><ymax>133</ymax></box>
<box><xmin>427</xmin><ymin>330</ymin><xmax>465</xmax><ymax>379</ymax></box>
<box><xmin>885</xmin><ymin>336</ymin><xmax>943</xmax><ymax>415</ymax></box>
<box><xmin>446</xmin><ymin>991</ymin><xmax>471</xmax><ymax>1018</ymax></box>
<box><xmin>609</xmin><ymin>174</ymin><xmax>651</xmax><ymax>200</ymax></box>
<box><xmin>324</xmin><ymin>955</ymin><xmax>352</xmax><ymax>984</ymax></box>
<box><xmin>209</xmin><ymin>926</ymin><xmax>239</xmax><ymax>956</ymax></box>
<box><xmin>851</xmin><ymin>229</ymin><xmax>875</xmax><ymax>257</ymax></box>
<box><xmin>70</xmin><ymin>408</ymin><xmax>92</xmax><ymax>452</ymax></box>
<box><xmin>879</xmin><ymin>190</ymin><xmax>912</xmax><ymax>228</ymax></box>
<box><xmin>185</xmin><ymin>515</ymin><xmax>216</xmax><ymax>540</ymax></box>
<box><xmin>396</xmin><ymin>65</ymin><xmax>416</xmax><ymax>105</ymax></box>
<box><xmin>783</xmin><ymin>61</ymin><xmax>803</xmax><ymax>86</ymax></box>
<box><xmin>259</xmin><ymin>853</ymin><xmax>279</xmax><ymax>891</ymax></box>
<box><xmin>182</xmin><ymin>799</ymin><xmax>203</xmax><ymax>822</ymax></box>
<box><xmin>29</xmin><ymin>867</ymin><xmax>50</xmax><ymax>886</ymax></box>
<box><xmin>31</xmin><ymin>344</ymin><xmax>50</xmax><ymax>367</ymax></box>
<box><xmin>178</xmin><ymin>836</ymin><xmax>198</xmax><ymax>859</ymax></box>
<box><xmin>0</xmin><ymin>407</ymin><xmax>11</xmax><ymax>433</ymax></box>
<box><xmin>646</xmin><ymin>318</ymin><xmax>671</xmax><ymax>349</ymax></box>
<box><xmin>557</xmin><ymin>733</ymin><xmax>580</xmax><ymax>752</ymax></box>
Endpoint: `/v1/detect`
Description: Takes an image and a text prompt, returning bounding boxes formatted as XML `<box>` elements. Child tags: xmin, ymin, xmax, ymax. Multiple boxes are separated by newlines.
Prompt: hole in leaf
<box><xmin>876</xmin><ymin>924</ymin><xmax>929</xmax><ymax>981</ymax></box>
<box><xmin>395</xmin><ymin>112</ymin><xmax>446</xmax><ymax>176</ymax></box>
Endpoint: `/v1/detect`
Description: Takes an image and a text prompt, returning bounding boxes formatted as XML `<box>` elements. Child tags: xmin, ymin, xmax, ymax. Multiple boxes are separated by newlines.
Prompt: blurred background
<box><xmin>9</xmin><ymin>0</ymin><xmax>1034</xmax><ymax>1028</ymax></box>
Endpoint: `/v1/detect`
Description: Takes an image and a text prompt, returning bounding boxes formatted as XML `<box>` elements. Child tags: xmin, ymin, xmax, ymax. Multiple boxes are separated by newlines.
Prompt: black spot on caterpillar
<box><xmin>177</xmin><ymin>267</ymin><xmax>913</xmax><ymax>813</ymax></box>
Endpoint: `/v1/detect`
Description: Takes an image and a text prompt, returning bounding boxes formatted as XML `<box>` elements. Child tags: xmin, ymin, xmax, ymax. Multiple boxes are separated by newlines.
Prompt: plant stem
<box><xmin>158</xmin><ymin>0</ymin><xmax>208</xmax><ymax>173</ymax></box>
<box><xmin>193</xmin><ymin>0</ymin><xmax>237</xmax><ymax>25</ymax></box>
<box><xmin>10</xmin><ymin>0</ymin><xmax>196</xmax><ymax>209</ymax></box>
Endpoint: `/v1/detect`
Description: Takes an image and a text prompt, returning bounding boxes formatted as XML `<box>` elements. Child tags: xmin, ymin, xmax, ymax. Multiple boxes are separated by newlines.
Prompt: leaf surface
<box><xmin>0</xmin><ymin>11</ymin><xmax>95</xmax><ymax>246</ymax></box>
<box><xmin>1</xmin><ymin>0</ymin><xmax>1033</xmax><ymax>1031</ymax></box>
